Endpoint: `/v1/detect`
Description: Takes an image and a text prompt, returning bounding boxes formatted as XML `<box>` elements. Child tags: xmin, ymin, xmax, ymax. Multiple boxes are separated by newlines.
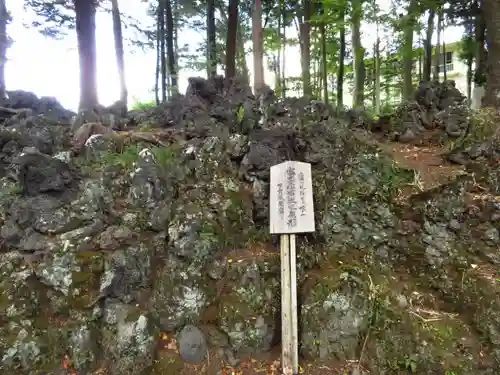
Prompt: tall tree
<box><xmin>158</xmin><ymin>0</ymin><xmax>167</xmax><ymax>102</ymax></box>
<box><xmin>300</xmin><ymin>0</ymin><xmax>312</xmax><ymax>96</ymax></box>
<box><xmin>252</xmin><ymin>0</ymin><xmax>265</xmax><ymax>91</ymax></box>
<box><xmin>207</xmin><ymin>0</ymin><xmax>217</xmax><ymax>77</ymax></box>
<box><xmin>337</xmin><ymin>4</ymin><xmax>346</xmax><ymax>109</ymax></box>
<box><xmin>0</xmin><ymin>0</ymin><xmax>9</xmax><ymax>99</ymax></box>
<box><xmin>482</xmin><ymin>0</ymin><xmax>500</xmax><ymax>107</ymax></box>
<box><xmin>474</xmin><ymin>0</ymin><xmax>487</xmax><ymax>86</ymax></box>
<box><xmin>75</xmin><ymin>0</ymin><xmax>99</xmax><ymax>110</ymax></box>
<box><xmin>225</xmin><ymin>0</ymin><xmax>239</xmax><ymax>78</ymax></box>
<box><xmin>351</xmin><ymin>0</ymin><xmax>365</xmax><ymax>108</ymax></box>
<box><xmin>433</xmin><ymin>5</ymin><xmax>442</xmax><ymax>81</ymax></box>
<box><xmin>319</xmin><ymin>4</ymin><xmax>328</xmax><ymax>104</ymax></box>
<box><xmin>111</xmin><ymin>0</ymin><xmax>127</xmax><ymax>111</ymax></box>
<box><xmin>423</xmin><ymin>9</ymin><xmax>435</xmax><ymax>81</ymax></box>
<box><xmin>165</xmin><ymin>0</ymin><xmax>177</xmax><ymax>94</ymax></box>
<box><xmin>373</xmin><ymin>10</ymin><xmax>381</xmax><ymax>113</ymax></box>
<box><xmin>402</xmin><ymin>0</ymin><xmax>418</xmax><ymax>100</ymax></box>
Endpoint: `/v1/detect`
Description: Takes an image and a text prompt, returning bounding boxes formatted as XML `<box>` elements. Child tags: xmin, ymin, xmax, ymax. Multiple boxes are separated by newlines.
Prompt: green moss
<box><xmin>70</xmin><ymin>251</ymin><xmax>104</xmax><ymax>308</ymax></box>
<box><xmin>152</xmin><ymin>351</ymin><xmax>184</xmax><ymax>374</ymax></box>
<box><xmin>125</xmin><ymin>306</ymin><xmax>144</xmax><ymax>323</ymax></box>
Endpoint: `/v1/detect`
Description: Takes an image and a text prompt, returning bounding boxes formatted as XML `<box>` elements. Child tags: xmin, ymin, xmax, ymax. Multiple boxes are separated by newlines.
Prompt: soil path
<box><xmin>378</xmin><ymin>140</ymin><xmax>466</xmax><ymax>192</ymax></box>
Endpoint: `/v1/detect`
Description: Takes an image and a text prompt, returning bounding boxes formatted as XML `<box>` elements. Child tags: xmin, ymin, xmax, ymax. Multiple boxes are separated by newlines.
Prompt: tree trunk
<box><xmin>111</xmin><ymin>0</ymin><xmax>127</xmax><ymax>110</ymax></box>
<box><xmin>433</xmin><ymin>9</ymin><xmax>442</xmax><ymax>81</ymax></box>
<box><xmin>165</xmin><ymin>0</ymin><xmax>177</xmax><ymax>95</ymax></box>
<box><xmin>423</xmin><ymin>9</ymin><xmax>435</xmax><ymax>82</ymax></box>
<box><xmin>418</xmin><ymin>46</ymin><xmax>422</xmax><ymax>80</ymax></box>
<box><xmin>467</xmin><ymin>57</ymin><xmax>473</xmax><ymax>106</ymax></box>
<box><xmin>225</xmin><ymin>0</ymin><xmax>239</xmax><ymax>78</ymax></box>
<box><xmin>154</xmin><ymin>15</ymin><xmax>160</xmax><ymax>105</ymax></box>
<box><xmin>474</xmin><ymin>0</ymin><xmax>487</xmax><ymax>85</ymax></box>
<box><xmin>351</xmin><ymin>0</ymin><xmax>365</xmax><ymax>108</ymax></box>
<box><xmin>442</xmin><ymin>37</ymin><xmax>447</xmax><ymax>80</ymax></box>
<box><xmin>159</xmin><ymin>1</ymin><xmax>167</xmax><ymax>102</ymax></box>
<box><xmin>236</xmin><ymin>25</ymin><xmax>249</xmax><ymax>84</ymax></box>
<box><xmin>276</xmin><ymin>12</ymin><xmax>282</xmax><ymax>94</ymax></box>
<box><xmin>482</xmin><ymin>0</ymin><xmax>500</xmax><ymax>107</ymax></box>
<box><xmin>374</xmin><ymin>24</ymin><xmax>381</xmax><ymax>114</ymax></box>
<box><xmin>281</xmin><ymin>0</ymin><xmax>286</xmax><ymax>98</ymax></box>
<box><xmin>300</xmin><ymin>0</ymin><xmax>312</xmax><ymax>96</ymax></box>
<box><xmin>173</xmin><ymin>0</ymin><xmax>179</xmax><ymax>76</ymax></box>
<box><xmin>252</xmin><ymin>0</ymin><xmax>265</xmax><ymax>91</ymax></box>
<box><xmin>207</xmin><ymin>0</ymin><xmax>217</xmax><ymax>77</ymax></box>
<box><xmin>337</xmin><ymin>6</ymin><xmax>345</xmax><ymax>110</ymax></box>
<box><xmin>320</xmin><ymin>19</ymin><xmax>328</xmax><ymax>104</ymax></box>
<box><xmin>0</xmin><ymin>0</ymin><xmax>8</xmax><ymax>99</ymax></box>
<box><xmin>75</xmin><ymin>0</ymin><xmax>98</xmax><ymax>110</ymax></box>
<box><xmin>402</xmin><ymin>0</ymin><xmax>417</xmax><ymax>101</ymax></box>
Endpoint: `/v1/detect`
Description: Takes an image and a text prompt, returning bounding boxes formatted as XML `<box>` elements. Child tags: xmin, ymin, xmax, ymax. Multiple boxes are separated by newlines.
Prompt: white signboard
<box><xmin>269</xmin><ymin>161</ymin><xmax>315</xmax><ymax>234</ymax></box>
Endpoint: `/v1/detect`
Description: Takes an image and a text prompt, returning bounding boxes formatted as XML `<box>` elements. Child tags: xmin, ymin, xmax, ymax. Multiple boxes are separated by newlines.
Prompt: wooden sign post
<box><xmin>269</xmin><ymin>161</ymin><xmax>315</xmax><ymax>375</ymax></box>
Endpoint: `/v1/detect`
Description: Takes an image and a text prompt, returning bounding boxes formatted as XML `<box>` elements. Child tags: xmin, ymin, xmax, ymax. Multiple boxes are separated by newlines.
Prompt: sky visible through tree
<box><xmin>6</xmin><ymin>0</ymin><xmax>463</xmax><ymax>111</ymax></box>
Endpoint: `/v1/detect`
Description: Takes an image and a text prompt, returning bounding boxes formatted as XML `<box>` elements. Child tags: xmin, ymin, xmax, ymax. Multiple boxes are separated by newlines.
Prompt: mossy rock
<box><xmin>217</xmin><ymin>259</ymin><xmax>280</xmax><ymax>355</ymax></box>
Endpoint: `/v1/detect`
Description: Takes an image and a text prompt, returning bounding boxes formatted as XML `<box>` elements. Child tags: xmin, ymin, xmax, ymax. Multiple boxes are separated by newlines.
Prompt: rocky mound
<box><xmin>371</xmin><ymin>80</ymin><xmax>469</xmax><ymax>144</ymax></box>
<box><xmin>1</xmin><ymin>77</ymin><xmax>500</xmax><ymax>375</ymax></box>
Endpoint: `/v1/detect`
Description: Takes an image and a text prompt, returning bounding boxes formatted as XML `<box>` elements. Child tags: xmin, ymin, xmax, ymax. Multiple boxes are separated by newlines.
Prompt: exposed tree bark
<box><xmin>374</xmin><ymin>23</ymin><xmax>381</xmax><ymax>114</ymax></box>
<box><xmin>252</xmin><ymin>0</ymin><xmax>265</xmax><ymax>91</ymax></box>
<box><xmin>320</xmin><ymin>15</ymin><xmax>328</xmax><ymax>104</ymax></box>
<box><xmin>207</xmin><ymin>0</ymin><xmax>217</xmax><ymax>77</ymax></box>
<box><xmin>154</xmin><ymin>16</ymin><xmax>160</xmax><ymax>105</ymax></box>
<box><xmin>482</xmin><ymin>0</ymin><xmax>500</xmax><ymax>107</ymax></box>
<box><xmin>165</xmin><ymin>0</ymin><xmax>177</xmax><ymax>95</ymax></box>
<box><xmin>173</xmin><ymin>0</ymin><xmax>179</xmax><ymax>76</ymax></box>
<box><xmin>276</xmin><ymin>11</ymin><xmax>282</xmax><ymax>93</ymax></box>
<box><xmin>236</xmin><ymin>25</ymin><xmax>249</xmax><ymax>84</ymax></box>
<box><xmin>225</xmin><ymin>0</ymin><xmax>239</xmax><ymax>78</ymax></box>
<box><xmin>281</xmin><ymin>0</ymin><xmax>287</xmax><ymax>98</ymax></box>
<box><xmin>300</xmin><ymin>0</ymin><xmax>312</xmax><ymax>96</ymax></box>
<box><xmin>474</xmin><ymin>0</ymin><xmax>487</xmax><ymax>85</ymax></box>
<box><xmin>337</xmin><ymin>5</ymin><xmax>346</xmax><ymax>110</ymax></box>
<box><xmin>433</xmin><ymin>8</ymin><xmax>442</xmax><ymax>81</ymax></box>
<box><xmin>158</xmin><ymin>0</ymin><xmax>167</xmax><ymax>102</ymax></box>
<box><xmin>75</xmin><ymin>0</ymin><xmax>98</xmax><ymax>110</ymax></box>
<box><xmin>402</xmin><ymin>0</ymin><xmax>417</xmax><ymax>101</ymax></box>
<box><xmin>0</xmin><ymin>0</ymin><xmax>8</xmax><ymax>99</ymax></box>
<box><xmin>423</xmin><ymin>8</ymin><xmax>435</xmax><ymax>82</ymax></box>
<box><xmin>442</xmin><ymin>36</ymin><xmax>447</xmax><ymax>80</ymax></box>
<box><xmin>351</xmin><ymin>0</ymin><xmax>365</xmax><ymax>108</ymax></box>
<box><xmin>466</xmin><ymin>56</ymin><xmax>473</xmax><ymax>106</ymax></box>
<box><xmin>111</xmin><ymin>0</ymin><xmax>127</xmax><ymax>111</ymax></box>
<box><xmin>418</xmin><ymin>44</ymin><xmax>422</xmax><ymax>80</ymax></box>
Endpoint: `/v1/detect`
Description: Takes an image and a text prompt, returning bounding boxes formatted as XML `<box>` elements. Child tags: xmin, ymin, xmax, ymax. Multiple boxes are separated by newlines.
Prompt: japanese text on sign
<box><xmin>269</xmin><ymin>161</ymin><xmax>315</xmax><ymax>234</ymax></box>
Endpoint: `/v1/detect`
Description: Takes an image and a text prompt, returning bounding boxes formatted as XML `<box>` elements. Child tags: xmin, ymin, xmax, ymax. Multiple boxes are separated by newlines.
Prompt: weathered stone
<box><xmin>177</xmin><ymin>325</ymin><xmax>207</xmax><ymax>364</ymax></box>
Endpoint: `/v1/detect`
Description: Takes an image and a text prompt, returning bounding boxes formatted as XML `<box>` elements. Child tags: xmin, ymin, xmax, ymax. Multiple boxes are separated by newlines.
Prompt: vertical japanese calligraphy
<box><xmin>270</xmin><ymin>161</ymin><xmax>315</xmax><ymax>234</ymax></box>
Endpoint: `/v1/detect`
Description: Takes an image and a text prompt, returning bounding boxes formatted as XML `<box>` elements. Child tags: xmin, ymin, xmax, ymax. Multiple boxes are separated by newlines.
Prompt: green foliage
<box><xmin>236</xmin><ymin>105</ymin><xmax>245</xmax><ymax>123</ymax></box>
<box><xmin>131</xmin><ymin>99</ymin><xmax>156</xmax><ymax>111</ymax></box>
<box><xmin>371</xmin><ymin>157</ymin><xmax>416</xmax><ymax>201</ymax></box>
<box><xmin>457</xmin><ymin>35</ymin><xmax>475</xmax><ymax>64</ymax></box>
<box><xmin>24</xmin><ymin>0</ymin><xmax>76</xmax><ymax>38</ymax></box>
<box><xmin>464</xmin><ymin>108</ymin><xmax>500</xmax><ymax>146</ymax></box>
<box><xmin>99</xmin><ymin>143</ymin><xmax>142</xmax><ymax>170</ymax></box>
